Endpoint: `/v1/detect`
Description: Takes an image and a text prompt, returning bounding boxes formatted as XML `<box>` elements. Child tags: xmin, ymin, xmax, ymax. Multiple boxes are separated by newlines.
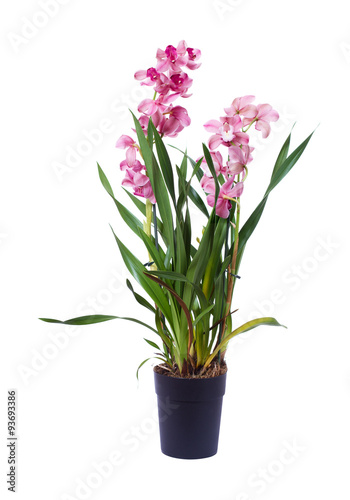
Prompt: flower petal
<box><xmin>115</xmin><ymin>135</ymin><xmax>134</xmax><ymax>149</ymax></box>
<box><xmin>216</xmin><ymin>198</ymin><xmax>230</xmax><ymax>219</ymax></box>
<box><xmin>134</xmin><ymin>70</ymin><xmax>147</xmax><ymax>81</ymax></box>
<box><xmin>255</xmin><ymin>120</ymin><xmax>271</xmax><ymax>139</ymax></box>
<box><xmin>203</xmin><ymin>119</ymin><xmax>222</xmax><ymax>132</ymax></box>
<box><xmin>208</xmin><ymin>134</ymin><xmax>223</xmax><ymax>150</ymax></box>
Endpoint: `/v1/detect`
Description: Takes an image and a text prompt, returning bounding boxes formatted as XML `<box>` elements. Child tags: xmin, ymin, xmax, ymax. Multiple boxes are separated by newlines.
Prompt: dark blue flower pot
<box><xmin>154</xmin><ymin>369</ymin><xmax>227</xmax><ymax>459</ymax></box>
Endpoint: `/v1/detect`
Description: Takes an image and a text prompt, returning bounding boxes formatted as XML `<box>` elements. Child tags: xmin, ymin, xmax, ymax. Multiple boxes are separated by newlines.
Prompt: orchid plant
<box><xmin>41</xmin><ymin>41</ymin><xmax>314</xmax><ymax>377</ymax></box>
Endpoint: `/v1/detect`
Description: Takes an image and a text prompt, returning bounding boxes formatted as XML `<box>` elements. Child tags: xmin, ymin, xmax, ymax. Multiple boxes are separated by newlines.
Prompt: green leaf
<box><xmin>202</xmin><ymin>216</ymin><xmax>228</xmax><ymax>299</ymax></box>
<box><xmin>147</xmin><ymin>270</ymin><xmax>208</xmax><ymax>309</ymax></box>
<box><xmin>203</xmin><ymin>143</ymin><xmax>220</xmax><ymax>204</ymax></box>
<box><xmin>189</xmin><ymin>157</ymin><xmax>204</xmax><ymax>182</ymax></box>
<box><xmin>133</xmin><ymin>115</ymin><xmax>175</xmax><ymax>260</ymax></box>
<box><xmin>39</xmin><ymin>314</ymin><xmax>120</xmax><ymax>325</ymax></box>
<box><xmin>188</xmin><ymin>185</ymin><xmax>209</xmax><ymax>218</ymax></box>
<box><xmin>39</xmin><ymin>314</ymin><xmax>159</xmax><ymax>333</ymax></box>
<box><xmin>110</xmin><ymin>226</ymin><xmax>172</xmax><ymax>324</ymax></box>
<box><xmin>193</xmin><ymin>304</ymin><xmax>215</xmax><ymax>327</ymax></box>
<box><xmin>136</xmin><ymin>358</ymin><xmax>151</xmax><ymax>380</ymax></box>
<box><xmin>113</xmin><ymin>197</ymin><xmax>144</xmax><ymax>236</ymax></box>
<box><xmin>147</xmin><ymin>118</ymin><xmax>154</xmax><ymax>147</ymax></box>
<box><xmin>144</xmin><ymin>272</ymin><xmax>194</xmax><ymax>357</ymax></box>
<box><xmin>176</xmin><ymin>165</ymin><xmax>188</xmax><ymax>219</ymax></box>
<box><xmin>271</xmin><ymin>125</ymin><xmax>293</xmax><ymax>177</ymax></box>
<box><xmin>168</xmin><ymin>144</ymin><xmax>203</xmax><ymax>178</ymax></box>
<box><xmin>144</xmin><ymin>338</ymin><xmax>161</xmax><ymax>350</ymax></box>
<box><xmin>97</xmin><ymin>163</ymin><xmax>114</xmax><ymax>197</ymax></box>
<box><xmin>132</xmin><ymin>111</ymin><xmax>154</xmax><ymax>175</ymax></box>
<box><xmin>122</xmin><ymin>188</ymin><xmax>165</xmax><ymax>240</ymax></box>
<box><xmin>183</xmin><ymin>204</ymin><xmax>192</xmax><ymax>265</ymax></box>
<box><xmin>151</xmin><ymin>122</ymin><xmax>176</xmax><ymax>205</ymax></box>
<box><xmin>266</xmin><ymin>129</ymin><xmax>314</xmax><ymax>195</ymax></box>
<box><xmin>180</xmin><ymin>148</ymin><xmax>188</xmax><ymax>177</ymax></box>
<box><xmin>155</xmin><ymin>308</ymin><xmax>173</xmax><ymax>353</ymax></box>
<box><xmin>126</xmin><ymin>279</ymin><xmax>156</xmax><ymax>313</ymax></box>
<box><xmin>97</xmin><ymin>164</ymin><xmax>144</xmax><ymax>238</ymax></box>
<box><xmin>204</xmin><ymin>317</ymin><xmax>286</xmax><ymax>368</ymax></box>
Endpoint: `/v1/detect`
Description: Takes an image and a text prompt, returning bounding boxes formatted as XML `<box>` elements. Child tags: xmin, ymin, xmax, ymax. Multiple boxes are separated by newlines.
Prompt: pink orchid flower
<box><xmin>244</xmin><ymin>103</ymin><xmax>279</xmax><ymax>139</ymax></box>
<box><xmin>134</xmin><ymin>67</ymin><xmax>162</xmax><ymax>87</ymax></box>
<box><xmin>119</xmin><ymin>158</ymin><xmax>144</xmax><ymax>172</ymax></box>
<box><xmin>115</xmin><ymin>135</ymin><xmax>139</xmax><ymax>166</ymax></box>
<box><xmin>204</xmin><ymin>115</ymin><xmax>249</xmax><ymax>150</ymax></box>
<box><xmin>186</xmin><ymin>47</ymin><xmax>201</xmax><ymax>70</ymax></box>
<box><xmin>224</xmin><ymin>95</ymin><xmax>257</xmax><ymax>119</ymax></box>
<box><xmin>137</xmin><ymin>110</ymin><xmax>168</xmax><ymax>137</ymax></box>
<box><xmin>122</xmin><ymin>169</ymin><xmax>156</xmax><ymax>204</ymax></box>
<box><xmin>200</xmin><ymin>151</ymin><xmax>226</xmax><ymax>177</ymax></box>
<box><xmin>202</xmin><ymin>177</ymin><xmax>244</xmax><ymax>218</ymax></box>
<box><xmin>159</xmin><ymin>105</ymin><xmax>191</xmax><ymax>137</ymax></box>
<box><xmin>156</xmin><ymin>41</ymin><xmax>188</xmax><ymax>73</ymax></box>
<box><xmin>138</xmin><ymin>93</ymin><xmax>179</xmax><ymax>116</ymax></box>
<box><xmin>227</xmin><ymin>145</ymin><xmax>254</xmax><ymax>176</ymax></box>
<box><xmin>169</xmin><ymin>72</ymin><xmax>193</xmax><ymax>96</ymax></box>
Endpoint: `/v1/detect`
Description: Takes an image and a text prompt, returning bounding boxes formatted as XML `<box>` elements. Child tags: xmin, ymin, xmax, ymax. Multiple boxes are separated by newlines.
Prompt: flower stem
<box><xmin>219</xmin><ymin>186</ymin><xmax>241</xmax><ymax>351</ymax></box>
<box><xmin>144</xmin><ymin>199</ymin><xmax>157</xmax><ymax>271</ymax></box>
<box><xmin>242</xmin><ymin>118</ymin><xmax>257</xmax><ymax>133</ymax></box>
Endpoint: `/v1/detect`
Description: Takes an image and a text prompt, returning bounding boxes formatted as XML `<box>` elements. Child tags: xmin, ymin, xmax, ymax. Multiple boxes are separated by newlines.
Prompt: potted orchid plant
<box><xmin>41</xmin><ymin>41</ymin><xmax>314</xmax><ymax>459</ymax></box>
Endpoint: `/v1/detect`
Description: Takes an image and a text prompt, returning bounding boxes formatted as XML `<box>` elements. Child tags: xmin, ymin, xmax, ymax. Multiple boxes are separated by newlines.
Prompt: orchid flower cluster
<box><xmin>115</xmin><ymin>40</ymin><xmax>201</xmax><ymax>205</ymax></box>
<box><xmin>41</xmin><ymin>41</ymin><xmax>313</xmax><ymax>378</ymax></box>
<box><xmin>200</xmin><ymin>97</ymin><xmax>279</xmax><ymax>218</ymax></box>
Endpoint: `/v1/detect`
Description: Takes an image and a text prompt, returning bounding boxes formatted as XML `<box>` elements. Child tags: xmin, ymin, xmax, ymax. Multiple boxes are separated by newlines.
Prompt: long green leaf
<box><xmin>271</xmin><ymin>125</ymin><xmax>293</xmax><ymax>177</ymax></box>
<box><xmin>126</xmin><ymin>279</ymin><xmax>156</xmax><ymax>313</ymax></box>
<box><xmin>203</xmin><ymin>144</ymin><xmax>220</xmax><ymax>204</ymax></box>
<box><xmin>193</xmin><ymin>304</ymin><xmax>215</xmax><ymax>327</ymax></box>
<box><xmin>110</xmin><ymin>226</ymin><xmax>172</xmax><ymax>324</ymax></box>
<box><xmin>132</xmin><ymin>113</ymin><xmax>175</xmax><ymax>259</ymax></box>
<box><xmin>144</xmin><ymin>338</ymin><xmax>161</xmax><ymax>350</ymax></box>
<box><xmin>97</xmin><ymin>163</ymin><xmax>114</xmax><ymax>196</ymax></box>
<box><xmin>204</xmin><ymin>317</ymin><xmax>286</xmax><ymax>368</ymax></box>
<box><xmin>98</xmin><ymin>164</ymin><xmax>144</xmax><ymax>237</ymax></box>
<box><xmin>189</xmin><ymin>185</ymin><xmax>209</xmax><ymax>218</ymax></box>
<box><xmin>136</xmin><ymin>358</ymin><xmax>151</xmax><ymax>380</ymax></box>
<box><xmin>168</xmin><ymin>145</ymin><xmax>203</xmax><ymax>182</ymax></box>
<box><xmin>39</xmin><ymin>314</ymin><xmax>158</xmax><ymax>333</ymax></box>
<box><xmin>151</xmin><ymin>122</ymin><xmax>176</xmax><ymax>204</ymax></box>
<box><xmin>40</xmin><ymin>314</ymin><xmax>120</xmax><ymax>325</ymax></box>
<box><xmin>266</xmin><ymin>129</ymin><xmax>314</xmax><ymax>195</ymax></box>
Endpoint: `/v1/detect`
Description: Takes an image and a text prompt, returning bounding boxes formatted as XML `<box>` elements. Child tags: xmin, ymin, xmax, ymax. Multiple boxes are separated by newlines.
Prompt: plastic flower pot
<box><xmin>154</xmin><ymin>369</ymin><xmax>227</xmax><ymax>459</ymax></box>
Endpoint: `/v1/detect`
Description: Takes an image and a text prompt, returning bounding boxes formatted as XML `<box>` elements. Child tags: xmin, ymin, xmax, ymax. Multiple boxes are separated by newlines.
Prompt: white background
<box><xmin>1</xmin><ymin>0</ymin><xmax>349</xmax><ymax>499</ymax></box>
